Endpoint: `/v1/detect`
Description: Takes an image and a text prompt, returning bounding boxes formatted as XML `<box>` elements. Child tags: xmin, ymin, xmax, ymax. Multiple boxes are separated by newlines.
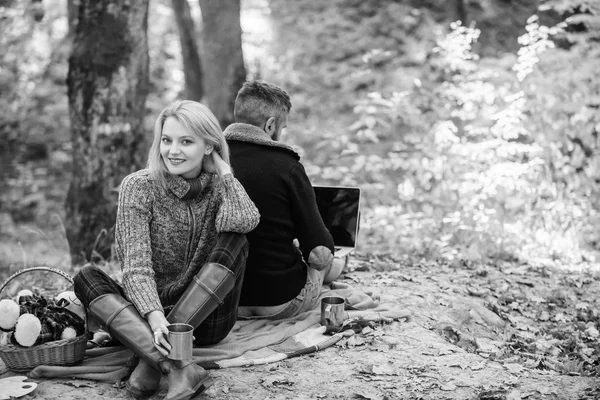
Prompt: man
<box><xmin>224</xmin><ymin>80</ymin><xmax>343</xmax><ymax>319</ymax></box>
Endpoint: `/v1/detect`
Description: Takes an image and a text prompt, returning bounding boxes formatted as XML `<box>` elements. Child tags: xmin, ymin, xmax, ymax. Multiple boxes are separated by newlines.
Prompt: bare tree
<box><xmin>66</xmin><ymin>0</ymin><xmax>150</xmax><ymax>265</ymax></box>
<box><xmin>172</xmin><ymin>0</ymin><xmax>204</xmax><ymax>101</ymax></box>
<box><xmin>199</xmin><ymin>0</ymin><xmax>246</xmax><ymax>127</ymax></box>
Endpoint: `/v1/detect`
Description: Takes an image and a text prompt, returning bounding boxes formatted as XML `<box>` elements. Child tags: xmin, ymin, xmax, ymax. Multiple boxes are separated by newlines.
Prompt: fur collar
<box><xmin>224</xmin><ymin>123</ymin><xmax>300</xmax><ymax>160</ymax></box>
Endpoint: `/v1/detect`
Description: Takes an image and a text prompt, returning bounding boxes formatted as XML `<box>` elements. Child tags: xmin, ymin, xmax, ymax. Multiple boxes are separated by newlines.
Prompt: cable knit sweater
<box><xmin>115</xmin><ymin>169</ymin><xmax>260</xmax><ymax>316</ymax></box>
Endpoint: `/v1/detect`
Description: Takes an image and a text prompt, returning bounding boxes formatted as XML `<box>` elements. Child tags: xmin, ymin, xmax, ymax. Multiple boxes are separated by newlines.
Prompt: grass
<box><xmin>0</xmin><ymin>222</ymin><xmax>72</xmax><ymax>286</ymax></box>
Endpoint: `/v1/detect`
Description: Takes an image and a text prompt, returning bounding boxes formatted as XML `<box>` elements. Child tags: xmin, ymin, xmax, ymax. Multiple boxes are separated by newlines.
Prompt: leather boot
<box><xmin>163</xmin><ymin>359</ymin><xmax>213</xmax><ymax>400</ymax></box>
<box><xmin>88</xmin><ymin>294</ymin><xmax>212</xmax><ymax>400</ymax></box>
<box><xmin>127</xmin><ymin>358</ymin><xmax>162</xmax><ymax>397</ymax></box>
<box><xmin>167</xmin><ymin>262</ymin><xmax>236</xmax><ymax>327</ymax></box>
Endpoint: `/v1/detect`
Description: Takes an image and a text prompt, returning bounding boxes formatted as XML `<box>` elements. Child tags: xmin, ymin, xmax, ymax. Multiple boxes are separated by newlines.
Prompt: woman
<box><xmin>73</xmin><ymin>101</ymin><xmax>260</xmax><ymax>400</ymax></box>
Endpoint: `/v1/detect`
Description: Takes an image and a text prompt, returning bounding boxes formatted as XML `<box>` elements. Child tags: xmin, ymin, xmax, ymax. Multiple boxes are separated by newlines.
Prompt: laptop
<box><xmin>313</xmin><ymin>185</ymin><xmax>361</xmax><ymax>258</ymax></box>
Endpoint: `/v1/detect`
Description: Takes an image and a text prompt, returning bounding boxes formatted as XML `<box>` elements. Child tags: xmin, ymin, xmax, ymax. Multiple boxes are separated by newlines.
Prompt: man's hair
<box><xmin>233</xmin><ymin>80</ymin><xmax>292</xmax><ymax>127</ymax></box>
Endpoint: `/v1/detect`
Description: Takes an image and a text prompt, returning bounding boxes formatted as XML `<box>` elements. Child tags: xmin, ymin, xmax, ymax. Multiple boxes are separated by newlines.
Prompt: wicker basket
<box><xmin>0</xmin><ymin>266</ymin><xmax>87</xmax><ymax>371</ymax></box>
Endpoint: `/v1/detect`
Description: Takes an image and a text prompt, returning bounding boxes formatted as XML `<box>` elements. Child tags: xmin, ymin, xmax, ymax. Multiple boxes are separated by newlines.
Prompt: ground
<box><xmin>2</xmin><ymin>255</ymin><xmax>600</xmax><ymax>400</ymax></box>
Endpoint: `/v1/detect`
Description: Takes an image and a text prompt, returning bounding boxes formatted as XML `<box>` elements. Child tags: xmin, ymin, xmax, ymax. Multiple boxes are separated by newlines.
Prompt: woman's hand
<box><xmin>203</xmin><ymin>150</ymin><xmax>232</xmax><ymax>177</ymax></box>
<box><xmin>146</xmin><ymin>310</ymin><xmax>171</xmax><ymax>357</ymax></box>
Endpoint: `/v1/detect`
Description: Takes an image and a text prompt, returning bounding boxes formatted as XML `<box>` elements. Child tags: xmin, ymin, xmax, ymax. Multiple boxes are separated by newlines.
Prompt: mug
<box><xmin>320</xmin><ymin>296</ymin><xmax>346</xmax><ymax>334</ymax></box>
<box><xmin>167</xmin><ymin>323</ymin><xmax>194</xmax><ymax>360</ymax></box>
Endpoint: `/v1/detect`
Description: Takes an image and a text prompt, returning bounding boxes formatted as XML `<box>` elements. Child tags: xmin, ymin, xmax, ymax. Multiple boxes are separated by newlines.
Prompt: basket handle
<box><xmin>0</xmin><ymin>266</ymin><xmax>74</xmax><ymax>296</ymax></box>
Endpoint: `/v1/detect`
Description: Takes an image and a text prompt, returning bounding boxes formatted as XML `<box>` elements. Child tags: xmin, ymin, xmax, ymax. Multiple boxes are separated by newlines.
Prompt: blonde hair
<box><xmin>148</xmin><ymin>100</ymin><xmax>230</xmax><ymax>188</ymax></box>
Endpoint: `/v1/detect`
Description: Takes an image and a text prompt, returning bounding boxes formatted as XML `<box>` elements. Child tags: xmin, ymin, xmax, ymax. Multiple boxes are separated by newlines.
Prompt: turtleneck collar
<box><xmin>224</xmin><ymin>123</ymin><xmax>300</xmax><ymax>160</ymax></box>
<box><xmin>164</xmin><ymin>171</ymin><xmax>213</xmax><ymax>200</ymax></box>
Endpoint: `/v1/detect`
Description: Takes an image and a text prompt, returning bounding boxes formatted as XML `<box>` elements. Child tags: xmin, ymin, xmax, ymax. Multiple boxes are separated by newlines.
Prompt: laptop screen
<box><xmin>313</xmin><ymin>186</ymin><xmax>361</xmax><ymax>248</ymax></box>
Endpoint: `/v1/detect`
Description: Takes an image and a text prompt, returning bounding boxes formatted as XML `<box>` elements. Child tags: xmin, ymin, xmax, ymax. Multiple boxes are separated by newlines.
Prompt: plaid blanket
<box><xmin>17</xmin><ymin>295</ymin><xmax>85</xmax><ymax>345</ymax></box>
<box><xmin>23</xmin><ymin>285</ymin><xmax>409</xmax><ymax>382</ymax></box>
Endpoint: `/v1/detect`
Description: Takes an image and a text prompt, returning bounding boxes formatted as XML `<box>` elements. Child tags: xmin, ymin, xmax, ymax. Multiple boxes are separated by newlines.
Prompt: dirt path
<box><xmin>2</xmin><ymin>256</ymin><xmax>600</xmax><ymax>400</ymax></box>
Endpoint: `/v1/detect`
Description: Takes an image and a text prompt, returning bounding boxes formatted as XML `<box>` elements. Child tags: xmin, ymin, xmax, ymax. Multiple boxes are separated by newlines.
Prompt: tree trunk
<box><xmin>172</xmin><ymin>0</ymin><xmax>204</xmax><ymax>101</ymax></box>
<box><xmin>67</xmin><ymin>0</ymin><xmax>78</xmax><ymax>36</ymax></box>
<box><xmin>66</xmin><ymin>0</ymin><xmax>150</xmax><ymax>265</ymax></box>
<box><xmin>199</xmin><ymin>0</ymin><xmax>246</xmax><ymax>128</ymax></box>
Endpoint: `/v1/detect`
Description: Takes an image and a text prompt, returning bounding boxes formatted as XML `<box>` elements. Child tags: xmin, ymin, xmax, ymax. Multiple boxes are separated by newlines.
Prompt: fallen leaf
<box><xmin>470</xmin><ymin>361</ymin><xmax>487</xmax><ymax>371</ymax></box>
<box><xmin>523</xmin><ymin>358</ymin><xmax>541</xmax><ymax>369</ymax></box>
<box><xmin>586</xmin><ymin>326</ymin><xmax>599</xmax><ymax>338</ymax></box>
<box><xmin>62</xmin><ymin>381</ymin><xmax>96</xmax><ymax>388</ymax></box>
<box><xmin>504</xmin><ymin>363</ymin><xmax>525</xmax><ymax>374</ymax></box>
<box><xmin>526</xmin><ymin>294</ymin><xmax>545</xmax><ymax>303</ymax></box>
<box><xmin>380</xmin><ymin>336</ymin><xmax>399</xmax><ymax>349</ymax></box>
<box><xmin>349</xmin><ymin>335</ymin><xmax>366</xmax><ymax>346</ymax></box>
<box><xmin>467</xmin><ymin>286</ymin><xmax>487</xmax><ymax>297</ymax></box>
<box><xmin>538</xmin><ymin>311</ymin><xmax>550</xmax><ymax>321</ymax></box>
<box><xmin>440</xmin><ymin>382</ymin><xmax>457</xmax><ymax>391</ymax></box>
<box><xmin>362</xmin><ymin>326</ymin><xmax>374</xmax><ymax>335</ymax></box>
<box><xmin>438</xmin><ymin>299</ymin><xmax>450</xmax><ymax>307</ymax></box>
<box><xmin>372</xmin><ymin>361</ymin><xmax>398</xmax><ymax>375</ymax></box>
<box><xmin>469</xmin><ymin>309</ymin><xmax>487</xmax><ymax>325</ymax></box>
<box><xmin>553</xmin><ymin>313</ymin><xmax>568</xmax><ymax>323</ymax></box>
<box><xmin>537</xmin><ymin>385</ymin><xmax>558</xmax><ymax>395</ymax></box>
<box><xmin>475</xmin><ymin>337</ymin><xmax>502</xmax><ymax>354</ymax></box>
<box><xmin>421</xmin><ymin>349</ymin><xmax>440</xmax><ymax>356</ymax></box>
<box><xmin>471</xmin><ymin>305</ymin><xmax>505</xmax><ymax>327</ymax></box>
<box><xmin>353</xmin><ymin>388</ymin><xmax>385</xmax><ymax>400</ymax></box>
<box><xmin>517</xmin><ymin>279</ymin><xmax>534</xmax><ymax>287</ymax></box>
<box><xmin>260</xmin><ymin>374</ymin><xmax>293</xmax><ymax>388</ymax></box>
<box><xmin>448</xmin><ymin>361</ymin><xmax>467</xmax><ymax>369</ymax></box>
<box><xmin>503</xmin><ymin>376</ymin><xmax>519</xmax><ymax>386</ymax></box>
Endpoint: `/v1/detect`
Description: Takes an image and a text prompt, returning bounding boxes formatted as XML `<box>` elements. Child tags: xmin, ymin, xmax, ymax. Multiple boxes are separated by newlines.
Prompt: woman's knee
<box><xmin>73</xmin><ymin>265</ymin><xmax>121</xmax><ymax>307</ymax></box>
<box><xmin>73</xmin><ymin>265</ymin><xmax>102</xmax><ymax>292</ymax></box>
<box><xmin>209</xmin><ymin>233</ymin><xmax>249</xmax><ymax>268</ymax></box>
<box><xmin>218</xmin><ymin>232</ymin><xmax>248</xmax><ymax>253</ymax></box>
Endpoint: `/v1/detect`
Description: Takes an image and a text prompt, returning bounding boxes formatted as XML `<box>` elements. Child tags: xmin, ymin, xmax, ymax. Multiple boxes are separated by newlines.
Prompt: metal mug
<box><xmin>167</xmin><ymin>323</ymin><xmax>194</xmax><ymax>360</ymax></box>
<box><xmin>320</xmin><ymin>296</ymin><xmax>346</xmax><ymax>334</ymax></box>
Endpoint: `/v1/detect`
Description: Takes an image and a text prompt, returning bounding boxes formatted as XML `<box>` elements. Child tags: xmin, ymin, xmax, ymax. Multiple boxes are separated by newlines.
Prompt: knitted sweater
<box><xmin>115</xmin><ymin>169</ymin><xmax>260</xmax><ymax>316</ymax></box>
<box><xmin>224</xmin><ymin>123</ymin><xmax>334</xmax><ymax>306</ymax></box>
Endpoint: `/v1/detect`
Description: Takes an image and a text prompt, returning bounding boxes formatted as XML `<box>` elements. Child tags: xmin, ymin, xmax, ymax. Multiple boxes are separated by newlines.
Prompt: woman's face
<box><xmin>160</xmin><ymin>117</ymin><xmax>208</xmax><ymax>179</ymax></box>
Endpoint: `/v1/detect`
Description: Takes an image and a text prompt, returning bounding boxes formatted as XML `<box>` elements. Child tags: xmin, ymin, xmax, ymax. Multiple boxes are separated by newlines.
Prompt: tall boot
<box><xmin>127</xmin><ymin>358</ymin><xmax>162</xmax><ymax>397</ymax></box>
<box><xmin>161</xmin><ymin>263</ymin><xmax>236</xmax><ymax>400</ymax></box>
<box><xmin>88</xmin><ymin>294</ymin><xmax>212</xmax><ymax>400</ymax></box>
<box><xmin>167</xmin><ymin>262</ymin><xmax>236</xmax><ymax>327</ymax></box>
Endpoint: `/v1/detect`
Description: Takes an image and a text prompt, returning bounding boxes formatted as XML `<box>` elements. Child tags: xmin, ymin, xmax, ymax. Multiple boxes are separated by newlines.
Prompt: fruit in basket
<box><xmin>16</xmin><ymin>289</ymin><xmax>34</xmax><ymax>304</ymax></box>
<box><xmin>55</xmin><ymin>291</ymin><xmax>86</xmax><ymax>321</ymax></box>
<box><xmin>0</xmin><ymin>298</ymin><xmax>20</xmax><ymax>330</ymax></box>
<box><xmin>60</xmin><ymin>326</ymin><xmax>78</xmax><ymax>340</ymax></box>
<box><xmin>0</xmin><ymin>331</ymin><xmax>12</xmax><ymax>345</ymax></box>
<box><xmin>14</xmin><ymin>313</ymin><xmax>42</xmax><ymax>347</ymax></box>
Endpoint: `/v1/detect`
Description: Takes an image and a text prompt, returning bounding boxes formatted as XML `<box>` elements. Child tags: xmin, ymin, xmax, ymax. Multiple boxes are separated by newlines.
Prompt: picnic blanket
<box><xmin>24</xmin><ymin>283</ymin><xmax>410</xmax><ymax>382</ymax></box>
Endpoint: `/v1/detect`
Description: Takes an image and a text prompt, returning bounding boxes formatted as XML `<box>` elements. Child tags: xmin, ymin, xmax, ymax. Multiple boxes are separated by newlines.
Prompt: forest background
<box><xmin>2</xmin><ymin>0</ymin><xmax>600</xmax><ymax>398</ymax></box>
<box><xmin>0</xmin><ymin>0</ymin><xmax>599</xmax><ymax>274</ymax></box>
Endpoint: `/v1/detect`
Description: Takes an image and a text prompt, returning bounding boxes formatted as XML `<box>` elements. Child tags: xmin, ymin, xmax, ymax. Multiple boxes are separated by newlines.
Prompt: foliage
<box><xmin>1</xmin><ymin>0</ymin><xmax>599</xmax><ymax>269</ymax></box>
<box><xmin>0</xmin><ymin>0</ymin><xmax>184</xmax><ymax>256</ymax></box>
<box><xmin>0</xmin><ymin>0</ymin><xmax>71</xmax><ymax>225</ymax></box>
<box><xmin>296</xmin><ymin>8</ymin><xmax>600</xmax><ymax>266</ymax></box>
